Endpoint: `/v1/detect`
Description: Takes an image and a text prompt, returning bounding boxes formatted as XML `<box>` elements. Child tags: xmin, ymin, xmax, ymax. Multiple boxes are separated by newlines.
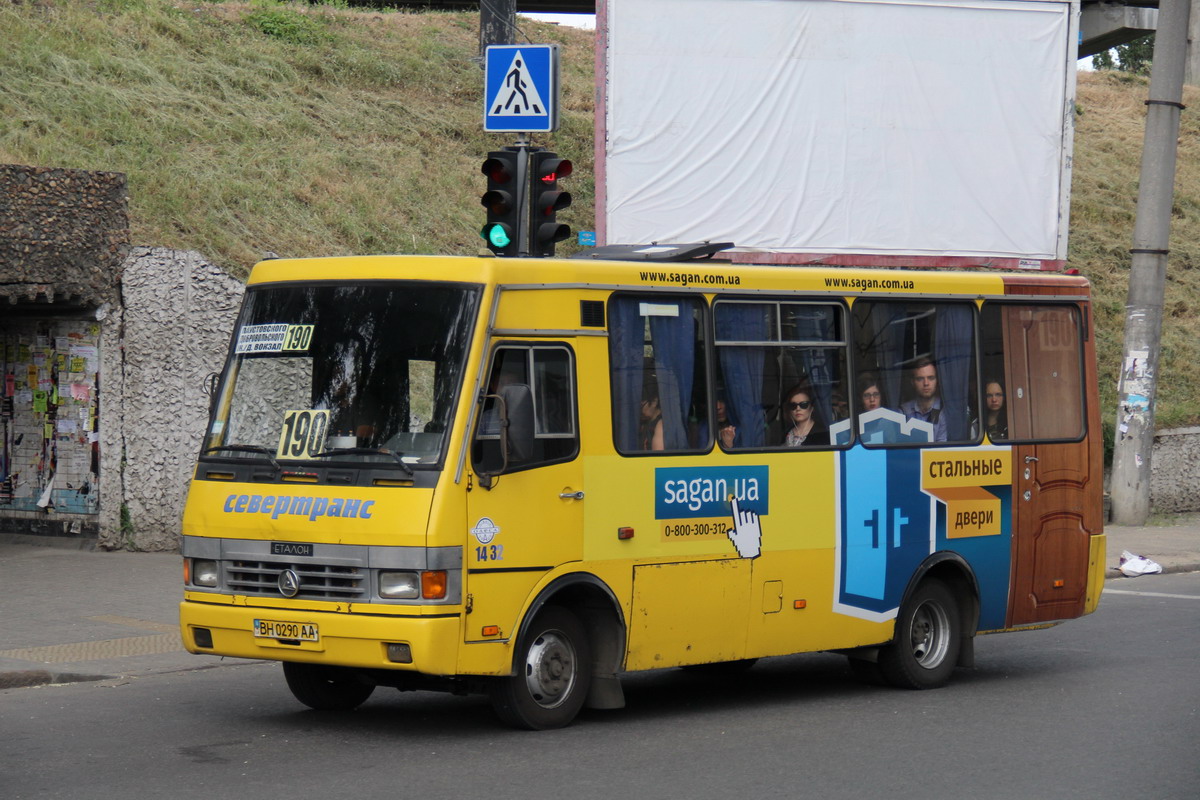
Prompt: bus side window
<box><xmin>852</xmin><ymin>300</ymin><xmax>978</xmax><ymax>446</ymax></box>
<box><xmin>472</xmin><ymin>345</ymin><xmax>578</xmax><ymax>475</ymax></box>
<box><xmin>609</xmin><ymin>295</ymin><xmax>708</xmax><ymax>454</ymax></box>
<box><xmin>979</xmin><ymin>303</ymin><xmax>1084</xmax><ymax>442</ymax></box>
<box><xmin>713</xmin><ymin>299</ymin><xmax>849</xmax><ymax>449</ymax></box>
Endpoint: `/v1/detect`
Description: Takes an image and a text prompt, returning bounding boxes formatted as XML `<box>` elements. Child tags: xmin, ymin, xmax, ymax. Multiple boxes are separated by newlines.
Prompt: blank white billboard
<box><xmin>597</xmin><ymin>0</ymin><xmax>1077</xmax><ymax>266</ymax></box>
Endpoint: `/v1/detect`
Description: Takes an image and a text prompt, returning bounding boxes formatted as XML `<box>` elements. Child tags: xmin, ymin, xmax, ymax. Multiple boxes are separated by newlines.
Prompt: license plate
<box><xmin>253</xmin><ymin>619</ymin><xmax>319</xmax><ymax>642</ymax></box>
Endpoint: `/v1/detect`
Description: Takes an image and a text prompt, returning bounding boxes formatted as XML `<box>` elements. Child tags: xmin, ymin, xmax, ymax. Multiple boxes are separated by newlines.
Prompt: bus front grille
<box><xmin>226</xmin><ymin>560</ymin><xmax>366</xmax><ymax>600</ymax></box>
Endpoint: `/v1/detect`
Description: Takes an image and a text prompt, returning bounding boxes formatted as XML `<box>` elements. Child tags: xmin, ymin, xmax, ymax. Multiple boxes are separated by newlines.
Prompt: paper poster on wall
<box><xmin>71</xmin><ymin>345</ymin><xmax>99</xmax><ymax>373</ymax></box>
<box><xmin>32</xmin><ymin>390</ymin><xmax>47</xmax><ymax>414</ymax></box>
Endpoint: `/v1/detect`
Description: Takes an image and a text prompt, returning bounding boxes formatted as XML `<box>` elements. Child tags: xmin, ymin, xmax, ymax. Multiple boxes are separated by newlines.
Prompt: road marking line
<box><xmin>1104</xmin><ymin>589</ymin><xmax>1200</xmax><ymax>600</ymax></box>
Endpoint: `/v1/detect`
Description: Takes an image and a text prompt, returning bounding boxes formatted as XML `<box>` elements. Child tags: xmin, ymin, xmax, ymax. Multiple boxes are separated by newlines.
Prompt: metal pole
<box><xmin>1110</xmin><ymin>0</ymin><xmax>1191</xmax><ymax>525</ymax></box>
<box><xmin>479</xmin><ymin>0</ymin><xmax>517</xmax><ymax>55</ymax></box>
<box><xmin>515</xmin><ymin>140</ymin><xmax>530</xmax><ymax>258</ymax></box>
<box><xmin>1187</xmin><ymin>2</ymin><xmax>1200</xmax><ymax>86</ymax></box>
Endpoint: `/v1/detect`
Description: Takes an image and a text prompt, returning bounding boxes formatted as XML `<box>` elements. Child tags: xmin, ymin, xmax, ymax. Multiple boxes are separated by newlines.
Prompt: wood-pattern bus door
<box><xmin>1004</xmin><ymin>305</ymin><xmax>1095</xmax><ymax>627</ymax></box>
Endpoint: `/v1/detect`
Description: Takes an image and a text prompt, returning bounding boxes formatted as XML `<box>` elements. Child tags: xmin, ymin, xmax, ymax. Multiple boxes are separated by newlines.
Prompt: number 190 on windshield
<box><xmin>276</xmin><ymin>409</ymin><xmax>330</xmax><ymax>460</ymax></box>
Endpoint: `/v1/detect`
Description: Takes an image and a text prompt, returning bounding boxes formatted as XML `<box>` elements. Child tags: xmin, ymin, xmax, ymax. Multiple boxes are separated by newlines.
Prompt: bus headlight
<box><xmin>192</xmin><ymin>559</ymin><xmax>219</xmax><ymax>587</ymax></box>
<box><xmin>379</xmin><ymin>571</ymin><xmax>420</xmax><ymax>599</ymax></box>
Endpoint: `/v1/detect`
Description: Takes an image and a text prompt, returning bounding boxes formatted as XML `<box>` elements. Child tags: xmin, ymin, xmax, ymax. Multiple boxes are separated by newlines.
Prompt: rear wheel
<box><xmin>877</xmin><ymin>579</ymin><xmax>961</xmax><ymax>690</ymax></box>
<box><xmin>490</xmin><ymin>606</ymin><xmax>592</xmax><ymax>730</ymax></box>
<box><xmin>282</xmin><ymin>662</ymin><xmax>375</xmax><ymax>711</ymax></box>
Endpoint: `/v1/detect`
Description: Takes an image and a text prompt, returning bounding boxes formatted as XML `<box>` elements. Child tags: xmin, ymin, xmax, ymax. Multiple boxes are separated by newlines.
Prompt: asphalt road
<box><xmin>3</xmin><ymin>572</ymin><xmax>1198</xmax><ymax>800</ymax></box>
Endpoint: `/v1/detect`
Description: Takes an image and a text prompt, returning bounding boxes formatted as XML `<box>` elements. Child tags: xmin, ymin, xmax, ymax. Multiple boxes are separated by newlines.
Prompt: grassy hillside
<box><xmin>0</xmin><ymin>0</ymin><xmax>596</xmax><ymax>266</ymax></box>
<box><xmin>2</xmin><ymin>1</ymin><xmax>1198</xmax><ymax>435</ymax></box>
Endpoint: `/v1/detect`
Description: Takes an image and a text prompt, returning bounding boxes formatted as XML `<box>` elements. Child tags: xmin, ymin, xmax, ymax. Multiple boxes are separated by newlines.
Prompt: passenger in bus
<box><xmin>640</xmin><ymin>382</ymin><xmax>665</xmax><ymax>451</ymax></box>
<box><xmin>830</xmin><ymin>388</ymin><xmax>849</xmax><ymax>423</ymax></box>
<box><xmin>714</xmin><ymin>397</ymin><xmax>737</xmax><ymax>449</ymax></box>
<box><xmin>857</xmin><ymin>372</ymin><xmax>884</xmax><ymax>411</ymax></box>
<box><xmin>900</xmin><ymin>357</ymin><xmax>948</xmax><ymax>442</ymax></box>
<box><xmin>984</xmin><ymin>378</ymin><xmax>1008</xmax><ymax>441</ymax></box>
<box><xmin>782</xmin><ymin>384</ymin><xmax>829</xmax><ymax>447</ymax></box>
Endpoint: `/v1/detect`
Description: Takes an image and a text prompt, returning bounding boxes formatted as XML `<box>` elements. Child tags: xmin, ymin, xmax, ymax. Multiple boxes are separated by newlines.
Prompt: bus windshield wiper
<box><xmin>203</xmin><ymin>444</ymin><xmax>280</xmax><ymax>472</ymax></box>
<box><xmin>313</xmin><ymin>447</ymin><xmax>413</xmax><ymax>476</ymax></box>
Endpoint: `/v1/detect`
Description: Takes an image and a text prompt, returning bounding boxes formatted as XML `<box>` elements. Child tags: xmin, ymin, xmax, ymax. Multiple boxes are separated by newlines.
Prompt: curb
<box><xmin>1105</xmin><ymin>563</ymin><xmax>1200</xmax><ymax>580</ymax></box>
<box><xmin>0</xmin><ymin>670</ymin><xmax>111</xmax><ymax>690</ymax></box>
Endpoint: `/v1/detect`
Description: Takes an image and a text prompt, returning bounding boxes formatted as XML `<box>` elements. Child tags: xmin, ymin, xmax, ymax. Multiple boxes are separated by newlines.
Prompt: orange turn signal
<box><xmin>421</xmin><ymin>570</ymin><xmax>447</xmax><ymax>600</ymax></box>
<box><xmin>1052</xmin><ymin>579</ymin><xmax>1065</xmax><ymax>588</ymax></box>
<box><xmin>793</xmin><ymin>599</ymin><xmax>807</xmax><ymax>609</ymax></box>
<box><xmin>482</xmin><ymin>625</ymin><xmax>500</xmax><ymax>637</ymax></box>
<box><xmin>617</xmin><ymin>527</ymin><xmax>635</xmax><ymax>540</ymax></box>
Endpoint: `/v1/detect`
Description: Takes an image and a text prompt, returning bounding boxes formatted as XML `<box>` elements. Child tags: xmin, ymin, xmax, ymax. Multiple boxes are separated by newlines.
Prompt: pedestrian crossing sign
<box><xmin>484</xmin><ymin>44</ymin><xmax>559</xmax><ymax>133</ymax></box>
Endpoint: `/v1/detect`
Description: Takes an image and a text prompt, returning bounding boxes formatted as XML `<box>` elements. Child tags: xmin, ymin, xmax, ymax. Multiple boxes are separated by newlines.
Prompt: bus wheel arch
<box><xmin>878</xmin><ymin>555</ymin><xmax>980</xmax><ymax>689</ymax></box>
<box><xmin>908</xmin><ymin>554</ymin><xmax>980</xmax><ymax>669</ymax></box>
<box><xmin>491</xmin><ymin>574</ymin><xmax>626</xmax><ymax>728</ymax></box>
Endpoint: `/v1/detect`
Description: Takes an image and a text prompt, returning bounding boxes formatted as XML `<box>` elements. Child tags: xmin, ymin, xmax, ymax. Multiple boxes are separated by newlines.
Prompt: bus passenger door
<box><xmin>463</xmin><ymin>344</ymin><xmax>583</xmax><ymax>645</ymax></box>
<box><xmin>1003</xmin><ymin>305</ymin><xmax>1101</xmax><ymax>626</ymax></box>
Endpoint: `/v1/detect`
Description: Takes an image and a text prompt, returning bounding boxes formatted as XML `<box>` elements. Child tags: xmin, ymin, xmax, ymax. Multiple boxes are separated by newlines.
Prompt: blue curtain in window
<box><xmin>608</xmin><ymin>298</ymin><xmax>645</xmax><ymax>451</ymax></box>
<box><xmin>793</xmin><ymin>307</ymin><xmax>836</xmax><ymax>426</ymax></box>
<box><xmin>716</xmin><ymin>304</ymin><xmax>768</xmax><ymax>447</ymax></box>
<box><xmin>649</xmin><ymin>307</ymin><xmax>696</xmax><ymax>451</ymax></box>
<box><xmin>935</xmin><ymin>304</ymin><xmax>974</xmax><ymax>441</ymax></box>
<box><xmin>869</xmin><ymin>302</ymin><xmax>907</xmax><ymax>410</ymax></box>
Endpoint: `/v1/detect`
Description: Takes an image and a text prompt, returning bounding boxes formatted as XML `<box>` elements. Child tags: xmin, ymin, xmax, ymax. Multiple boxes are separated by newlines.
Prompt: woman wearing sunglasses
<box><xmin>782</xmin><ymin>384</ymin><xmax>829</xmax><ymax>447</ymax></box>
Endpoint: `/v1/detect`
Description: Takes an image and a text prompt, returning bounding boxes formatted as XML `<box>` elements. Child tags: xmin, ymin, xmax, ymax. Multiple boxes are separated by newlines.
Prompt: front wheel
<box><xmin>877</xmin><ymin>579</ymin><xmax>961</xmax><ymax>690</ymax></box>
<box><xmin>282</xmin><ymin>662</ymin><xmax>375</xmax><ymax>711</ymax></box>
<box><xmin>490</xmin><ymin>606</ymin><xmax>592</xmax><ymax>730</ymax></box>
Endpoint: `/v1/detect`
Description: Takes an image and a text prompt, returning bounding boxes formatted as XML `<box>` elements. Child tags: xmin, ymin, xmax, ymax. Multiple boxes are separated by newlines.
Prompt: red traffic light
<box><xmin>481</xmin><ymin>157</ymin><xmax>514</xmax><ymax>184</ymax></box>
<box><xmin>533</xmin><ymin>190</ymin><xmax>571</xmax><ymax>217</ymax></box>
<box><xmin>535</xmin><ymin>158</ymin><xmax>572</xmax><ymax>184</ymax></box>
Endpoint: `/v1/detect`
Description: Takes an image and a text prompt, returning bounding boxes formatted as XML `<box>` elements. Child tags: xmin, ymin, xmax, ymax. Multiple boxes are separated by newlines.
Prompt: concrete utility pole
<box><xmin>1111</xmin><ymin>0</ymin><xmax>1192</xmax><ymax>525</ymax></box>
<box><xmin>480</xmin><ymin>0</ymin><xmax>517</xmax><ymax>54</ymax></box>
<box><xmin>1188</xmin><ymin>3</ymin><xmax>1200</xmax><ymax>85</ymax></box>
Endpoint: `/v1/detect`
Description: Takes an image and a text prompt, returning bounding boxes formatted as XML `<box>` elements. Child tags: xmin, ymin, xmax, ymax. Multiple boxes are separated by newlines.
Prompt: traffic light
<box><xmin>480</xmin><ymin>150</ymin><xmax>521</xmax><ymax>256</ymax></box>
<box><xmin>528</xmin><ymin>150</ymin><xmax>572</xmax><ymax>258</ymax></box>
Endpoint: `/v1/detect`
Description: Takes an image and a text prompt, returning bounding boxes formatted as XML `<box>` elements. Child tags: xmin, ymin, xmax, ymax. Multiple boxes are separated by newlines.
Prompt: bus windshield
<box><xmin>204</xmin><ymin>281</ymin><xmax>479</xmax><ymax>469</ymax></box>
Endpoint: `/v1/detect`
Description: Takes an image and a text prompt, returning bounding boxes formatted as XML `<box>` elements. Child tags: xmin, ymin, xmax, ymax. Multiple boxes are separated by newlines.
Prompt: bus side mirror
<box><xmin>476</xmin><ymin>384</ymin><xmax>535</xmax><ymax>489</ymax></box>
<box><xmin>203</xmin><ymin>371</ymin><xmax>220</xmax><ymax>417</ymax></box>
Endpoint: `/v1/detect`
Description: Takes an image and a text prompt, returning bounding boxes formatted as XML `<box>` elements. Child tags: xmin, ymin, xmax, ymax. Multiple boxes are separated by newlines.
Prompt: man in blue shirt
<box><xmin>899</xmin><ymin>357</ymin><xmax>948</xmax><ymax>442</ymax></box>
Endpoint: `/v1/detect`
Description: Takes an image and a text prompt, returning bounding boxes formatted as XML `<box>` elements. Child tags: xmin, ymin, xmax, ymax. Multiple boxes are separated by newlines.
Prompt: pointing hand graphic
<box><xmin>726</xmin><ymin>497</ymin><xmax>762</xmax><ymax>559</ymax></box>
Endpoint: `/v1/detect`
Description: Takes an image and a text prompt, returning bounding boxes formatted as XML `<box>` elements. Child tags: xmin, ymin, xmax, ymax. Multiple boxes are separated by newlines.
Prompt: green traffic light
<box><xmin>486</xmin><ymin>223</ymin><xmax>511</xmax><ymax>248</ymax></box>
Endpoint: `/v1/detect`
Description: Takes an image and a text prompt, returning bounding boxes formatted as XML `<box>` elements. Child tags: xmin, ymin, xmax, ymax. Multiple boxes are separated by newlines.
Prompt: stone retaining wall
<box><xmin>0</xmin><ymin>164</ymin><xmax>127</xmax><ymax>306</ymax></box>
<box><xmin>1151</xmin><ymin>426</ymin><xmax>1200</xmax><ymax>514</ymax></box>
<box><xmin>98</xmin><ymin>248</ymin><xmax>244</xmax><ymax>550</ymax></box>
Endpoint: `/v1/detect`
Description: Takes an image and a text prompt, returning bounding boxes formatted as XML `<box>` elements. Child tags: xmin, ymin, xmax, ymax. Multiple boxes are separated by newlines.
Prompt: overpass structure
<box><xmin>359</xmin><ymin>1</ymin><xmax>1164</xmax><ymax>60</ymax></box>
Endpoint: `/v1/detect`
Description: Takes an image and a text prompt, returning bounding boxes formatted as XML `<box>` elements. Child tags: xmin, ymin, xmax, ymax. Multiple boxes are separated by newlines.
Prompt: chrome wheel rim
<box><xmin>910</xmin><ymin>599</ymin><xmax>951</xmax><ymax>669</ymax></box>
<box><xmin>523</xmin><ymin>630</ymin><xmax>577</xmax><ymax>709</ymax></box>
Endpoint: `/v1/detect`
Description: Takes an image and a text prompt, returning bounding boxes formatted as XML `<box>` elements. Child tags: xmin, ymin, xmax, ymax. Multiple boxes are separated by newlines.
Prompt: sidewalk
<box><xmin>2</xmin><ymin>521</ymin><xmax>1198</xmax><ymax>691</ymax></box>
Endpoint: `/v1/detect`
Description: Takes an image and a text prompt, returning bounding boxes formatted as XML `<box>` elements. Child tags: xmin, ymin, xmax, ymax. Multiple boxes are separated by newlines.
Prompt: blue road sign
<box><xmin>484</xmin><ymin>44</ymin><xmax>559</xmax><ymax>133</ymax></box>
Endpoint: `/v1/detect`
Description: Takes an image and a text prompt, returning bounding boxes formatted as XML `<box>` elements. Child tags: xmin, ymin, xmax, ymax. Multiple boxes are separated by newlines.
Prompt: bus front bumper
<box><xmin>179</xmin><ymin>599</ymin><xmax>462</xmax><ymax>675</ymax></box>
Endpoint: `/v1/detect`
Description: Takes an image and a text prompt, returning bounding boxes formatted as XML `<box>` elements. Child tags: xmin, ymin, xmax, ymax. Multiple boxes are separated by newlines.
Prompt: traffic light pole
<box><xmin>514</xmin><ymin>135</ymin><xmax>531</xmax><ymax>258</ymax></box>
